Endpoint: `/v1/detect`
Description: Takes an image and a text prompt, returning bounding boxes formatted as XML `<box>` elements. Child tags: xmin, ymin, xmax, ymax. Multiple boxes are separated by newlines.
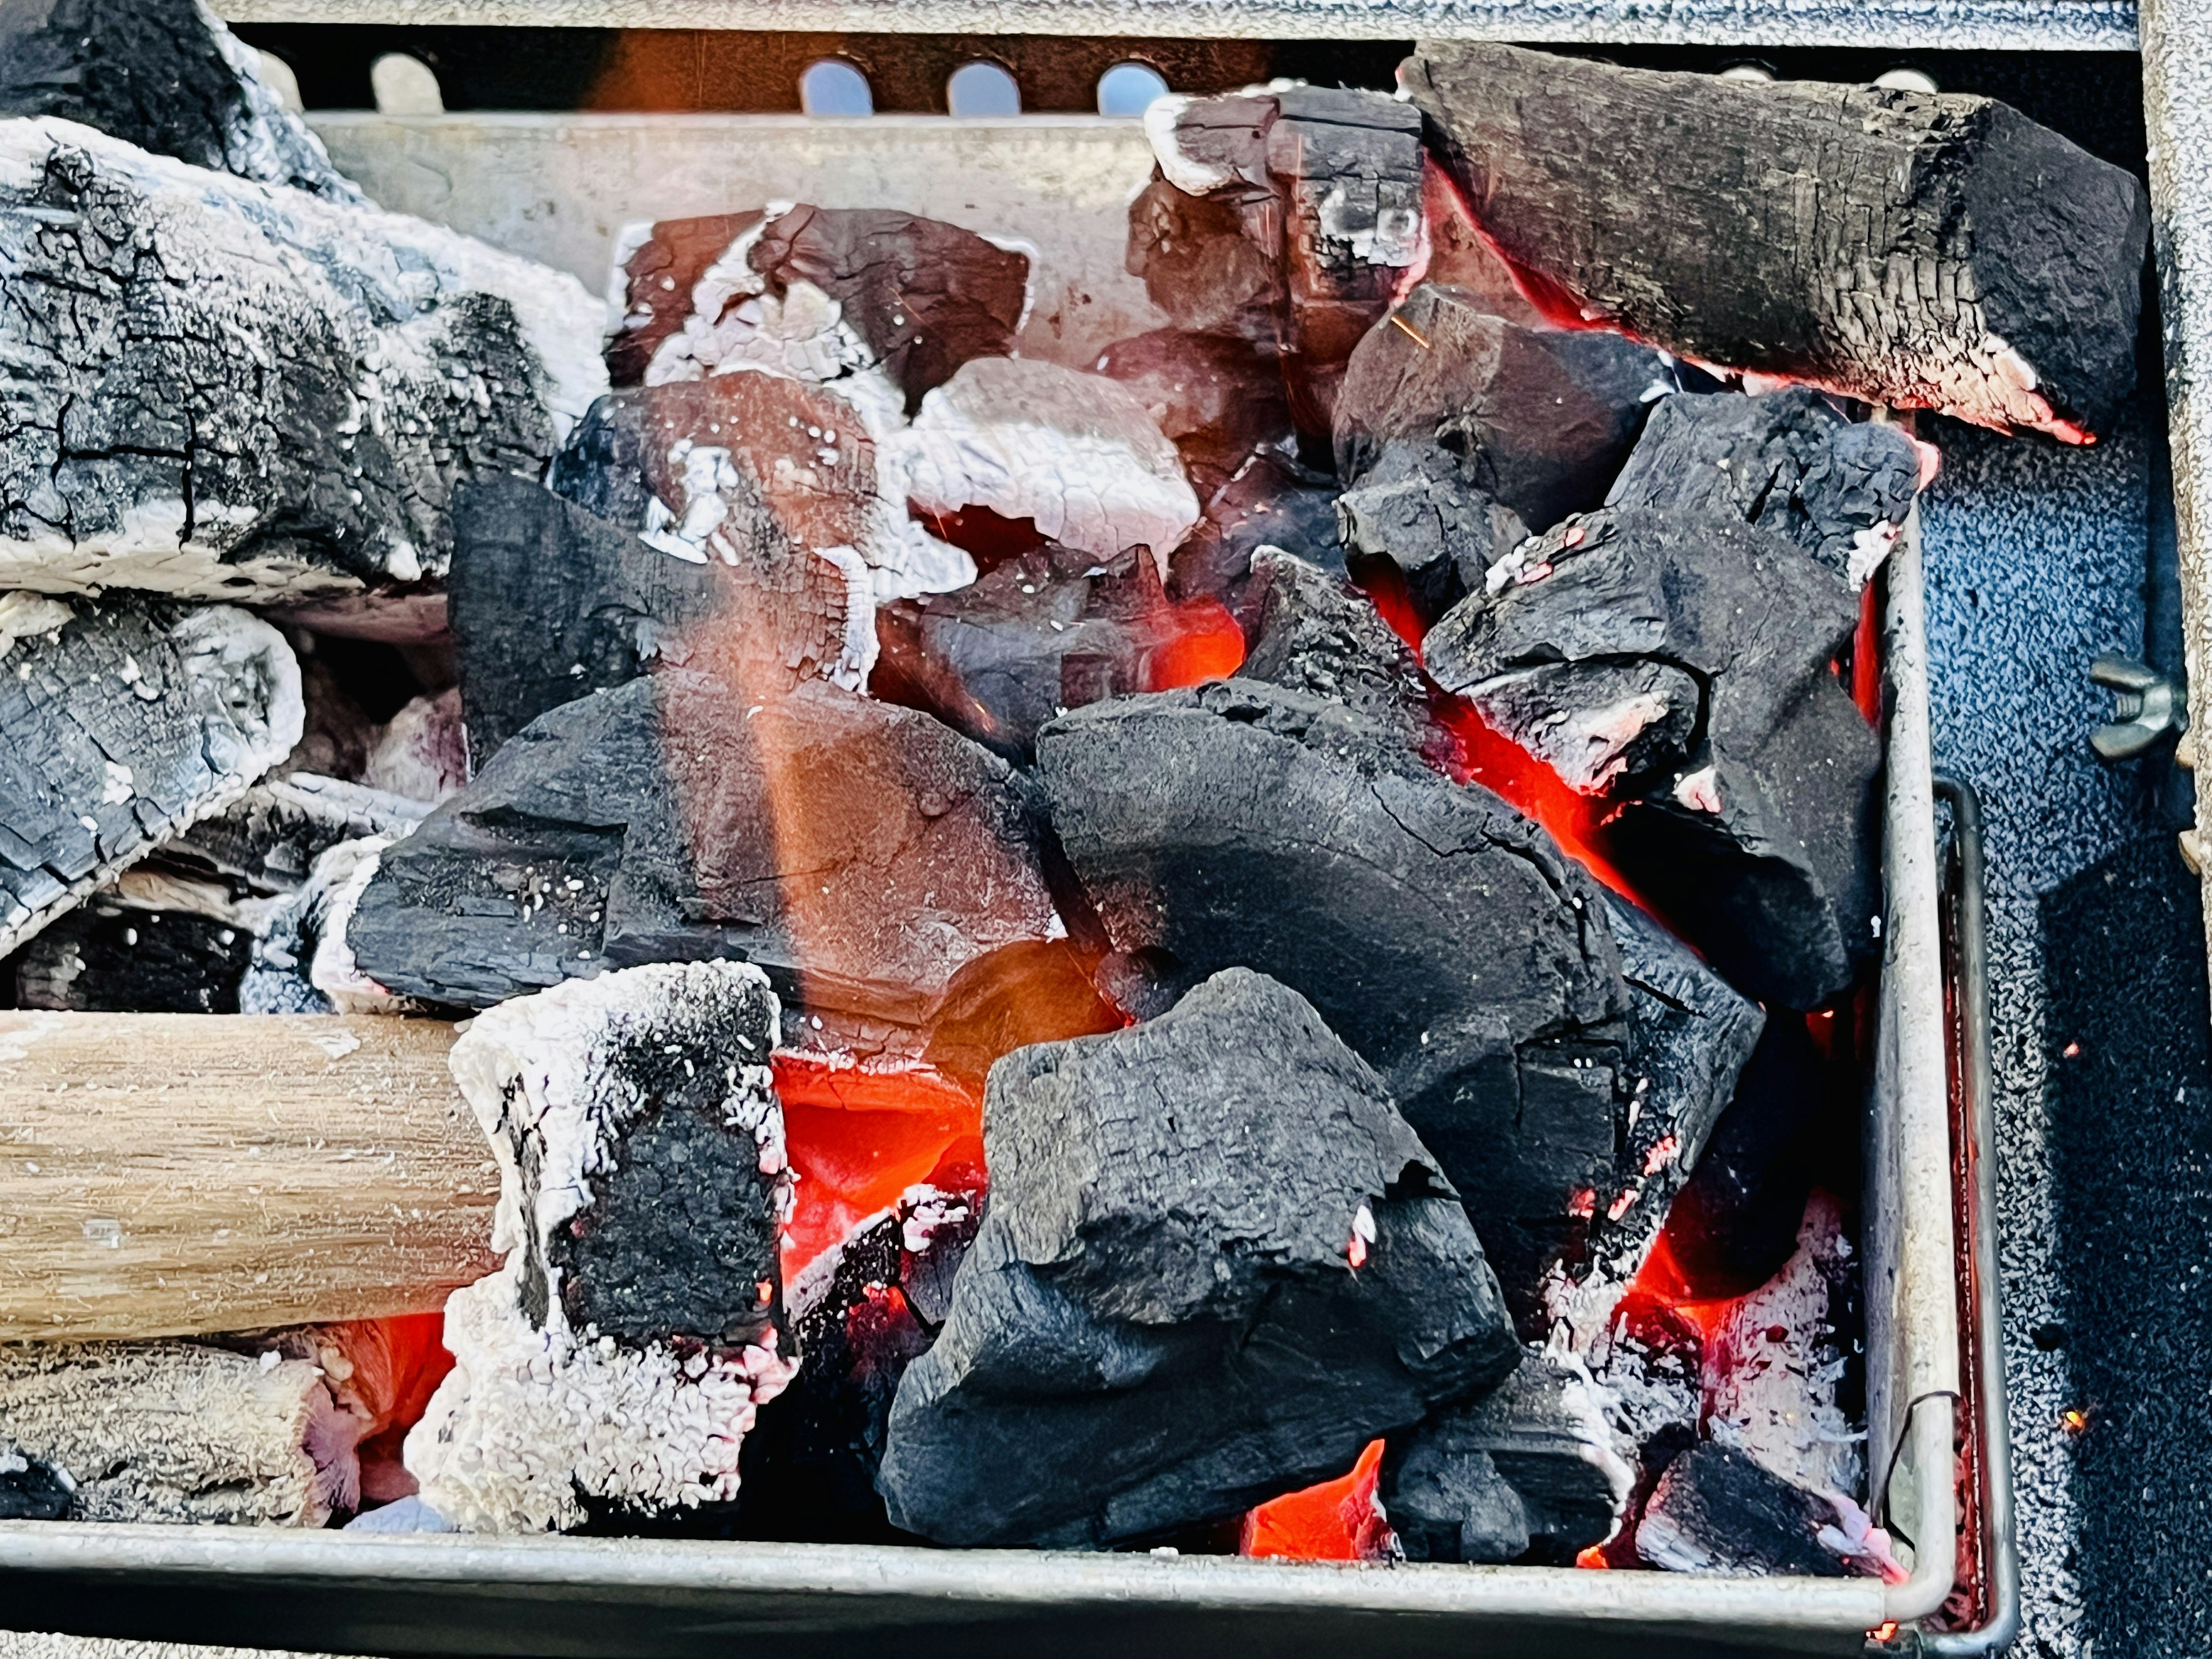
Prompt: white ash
<box><xmin>894</xmin><ymin>357</ymin><xmax>1201</xmax><ymax>577</ymax></box>
<box><xmin>191</xmin><ymin>0</ymin><xmax>364</xmax><ymax>203</ymax></box>
<box><xmin>238</xmin><ymin>835</ymin><xmax>417</xmax><ymax>1016</ymax></box>
<box><xmin>0</xmin><ymin>592</ymin><xmax>73</xmax><ymax>657</ymax></box>
<box><xmin>363</xmin><ymin>686</ymin><xmax>468</xmax><ymax>804</ymax></box>
<box><xmin>0</xmin><ymin>118</ymin><xmax>607</xmax><ymax>601</ymax></box>
<box><xmin>0</xmin><ymin>602</ymin><xmax>302</xmax><ymax>960</ymax></box>
<box><xmin>407</xmin><ymin>961</ymin><xmax>799</xmax><ymax>1533</ymax></box>
<box><xmin>0</xmin><ymin>1341</ymin><xmax>358</xmax><ymax>1525</ymax></box>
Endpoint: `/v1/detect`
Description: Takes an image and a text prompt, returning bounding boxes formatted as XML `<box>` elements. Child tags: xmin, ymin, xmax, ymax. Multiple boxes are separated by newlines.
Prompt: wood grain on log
<box><xmin>0</xmin><ymin>1010</ymin><xmax>493</xmax><ymax>1343</ymax></box>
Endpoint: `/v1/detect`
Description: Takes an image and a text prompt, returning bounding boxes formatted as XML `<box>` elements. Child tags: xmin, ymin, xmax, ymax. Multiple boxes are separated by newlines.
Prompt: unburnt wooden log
<box><xmin>1404</xmin><ymin>41</ymin><xmax>2149</xmax><ymax>440</ymax></box>
<box><xmin>0</xmin><ymin>1010</ymin><xmax>493</xmax><ymax>1343</ymax></box>
<box><xmin>0</xmin><ymin>118</ymin><xmax>607</xmax><ymax>600</ymax></box>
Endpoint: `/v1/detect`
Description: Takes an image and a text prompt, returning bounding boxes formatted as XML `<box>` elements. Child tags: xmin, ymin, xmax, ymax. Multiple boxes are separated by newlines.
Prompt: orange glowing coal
<box><xmin>1240</xmin><ymin>1438</ymin><xmax>1391</xmax><ymax>1561</ymax></box>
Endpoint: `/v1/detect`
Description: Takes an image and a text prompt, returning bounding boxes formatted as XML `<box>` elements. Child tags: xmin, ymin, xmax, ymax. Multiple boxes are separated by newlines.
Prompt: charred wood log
<box><xmin>0</xmin><ymin>0</ymin><xmax>359</xmax><ymax>199</ymax></box>
<box><xmin>608</xmin><ymin>204</ymin><xmax>1029</xmax><ymax>414</ymax></box>
<box><xmin>0</xmin><ymin>598</ymin><xmax>301</xmax><ymax>960</ymax></box>
<box><xmin>410</xmin><ymin>961</ymin><xmax>797</xmax><ymax>1533</ymax></box>
<box><xmin>1404</xmin><ymin>42</ymin><xmax>2149</xmax><ymax>440</ymax></box>
<box><xmin>1425</xmin><ymin>506</ymin><xmax>1880</xmax><ymax>1009</ymax></box>
<box><xmin>240</xmin><ymin>834</ymin><xmax>410</xmax><ymax>1016</ymax></box>
<box><xmin>1606</xmin><ymin>389</ymin><xmax>1928</xmax><ymax>587</ymax></box>
<box><xmin>347</xmin><ymin>671</ymin><xmax>1063</xmax><ymax>1026</ymax></box>
<box><xmin>877</xmin><ymin>968</ymin><xmax>1519</xmax><ymax>1548</ymax></box>
<box><xmin>0</xmin><ymin>1450</ymin><xmax>73</xmax><ymax>1520</ymax></box>
<box><xmin>0</xmin><ymin>120</ymin><xmax>606</xmax><ymax>601</ymax></box>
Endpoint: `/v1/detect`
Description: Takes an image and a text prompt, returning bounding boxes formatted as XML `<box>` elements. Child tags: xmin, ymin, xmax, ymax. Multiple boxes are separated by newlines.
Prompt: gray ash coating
<box><xmin>547</xmin><ymin>1037</ymin><xmax>783</xmax><ymax>1350</ymax></box>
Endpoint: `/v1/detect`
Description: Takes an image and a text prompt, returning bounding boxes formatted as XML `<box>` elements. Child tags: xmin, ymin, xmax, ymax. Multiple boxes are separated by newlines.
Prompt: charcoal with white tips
<box><xmin>407</xmin><ymin>961</ymin><xmax>798</xmax><ymax>1533</ymax></box>
<box><xmin>0</xmin><ymin>599</ymin><xmax>301</xmax><ymax>960</ymax></box>
<box><xmin>1404</xmin><ymin>41</ymin><xmax>2149</xmax><ymax>440</ymax></box>
<box><xmin>0</xmin><ymin>120</ymin><xmax>606</xmax><ymax>603</ymax></box>
<box><xmin>877</xmin><ymin>968</ymin><xmax>1519</xmax><ymax>1548</ymax></box>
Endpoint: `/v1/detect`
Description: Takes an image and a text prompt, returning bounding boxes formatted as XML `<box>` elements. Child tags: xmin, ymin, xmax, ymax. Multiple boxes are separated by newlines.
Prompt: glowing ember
<box><xmin>1240</xmin><ymin>1438</ymin><xmax>1391</xmax><ymax>1560</ymax></box>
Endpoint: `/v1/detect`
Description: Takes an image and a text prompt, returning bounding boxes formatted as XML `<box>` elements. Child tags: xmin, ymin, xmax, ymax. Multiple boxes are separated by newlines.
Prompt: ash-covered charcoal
<box><xmin>1404</xmin><ymin>42</ymin><xmax>2149</xmax><ymax>441</ymax></box>
<box><xmin>1332</xmin><ymin>284</ymin><xmax>1675</xmax><ymax>612</ymax></box>
<box><xmin>896</xmin><ymin>357</ymin><xmax>1201</xmax><ymax>576</ymax></box>
<box><xmin>550</xmin><ymin>370</ymin><xmax>968</xmax><ymax>659</ymax></box>
<box><xmin>0</xmin><ymin>1448</ymin><xmax>74</xmax><ymax>1520</ymax></box>
<box><xmin>1382</xmin><ymin>1352</ymin><xmax>1624</xmax><ymax>1563</ymax></box>
<box><xmin>1096</xmin><ymin>329</ymin><xmax>1294</xmax><ymax>499</ymax></box>
<box><xmin>609</xmin><ymin>204</ymin><xmax>1029</xmax><ymax>414</ymax></box>
<box><xmin>1606</xmin><ymin>389</ymin><xmax>1929</xmax><ymax>587</ymax></box>
<box><xmin>0</xmin><ymin>599</ymin><xmax>302</xmax><ymax>961</ymax></box>
<box><xmin>877</xmin><ymin>968</ymin><xmax>1520</xmax><ymax>1549</ymax></box>
<box><xmin>0</xmin><ymin>1340</ymin><xmax>362</xmax><ymax>1525</ymax></box>
<box><xmin>363</xmin><ymin>687</ymin><xmax>467</xmax><ymax>804</ymax></box>
<box><xmin>1234</xmin><ymin>547</ymin><xmax>1434</xmax><ymax>749</ymax></box>
<box><xmin>0</xmin><ymin>0</ymin><xmax>360</xmax><ymax>199</ymax></box>
<box><xmin>240</xmin><ymin>834</ymin><xmax>410</xmax><ymax>1016</ymax></box>
<box><xmin>0</xmin><ymin>121</ymin><xmax>606</xmax><ymax>601</ymax></box>
<box><xmin>1034</xmin><ymin>680</ymin><xmax>1630</xmax><ymax>1320</ymax></box>
<box><xmin>1634</xmin><ymin>1444</ymin><xmax>1853</xmax><ymax>1577</ymax></box>
<box><xmin>410</xmin><ymin>961</ymin><xmax>799</xmax><ymax>1533</ymax></box>
<box><xmin>1425</xmin><ymin>506</ymin><xmax>1880</xmax><ymax>1009</ymax></box>
<box><xmin>347</xmin><ymin>671</ymin><xmax>1062</xmax><ymax>1022</ymax></box>
<box><xmin>737</xmin><ymin>1186</ymin><xmax>982</xmax><ymax>1541</ymax></box>
<box><xmin>1132</xmin><ymin>88</ymin><xmax>1427</xmax><ymax>437</ymax></box>
<box><xmin>1170</xmin><ymin>452</ymin><xmax>1347</xmax><ymax>606</ymax></box>
<box><xmin>872</xmin><ymin>545</ymin><xmax>1243</xmax><ymax>763</ymax></box>
<box><xmin>11</xmin><ymin>899</ymin><xmax>252</xmax><ymax>1012</ymax></box>
<box><xmin>164</xmin><ymin>771</ymin><xmax>429</xmax><ymax>896</ymax></box>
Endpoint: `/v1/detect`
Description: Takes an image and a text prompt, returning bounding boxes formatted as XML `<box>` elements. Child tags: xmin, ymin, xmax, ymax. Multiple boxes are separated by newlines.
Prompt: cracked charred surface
<box><xmin>0</xmin><ymin>0</ymin><xmax>359</xmax><ymax>200</ymax></box>
<box><xmin>611</xmin><ymin>204</ymin><xmax>1028</xmax><ymax>418</ymax></box>
<box><xmin>0</xmin><ymin>597</ymin><xmax>300</xmax><ymax>959</ymax></box>
<box><xmin>0</xmin><ymin>120</ymin><xmax>605</xmax><ymax>601</ymax></box>
<box><xmin>1035</xmin><ymin>679</ymin><xmax>1634</xmax><ymax>1320</ymax></box>
<box><xmin>1425</xmin><ymin>505</ymin><xmax>1879</xmax><ymax>1010</ymax></box>
<box><xmin>347</xmin><ymin>670</ymin><xmax>1062</xmax><ymax>1031</ymax></box>
<box><xmin>1234</xmin><ymin>545</ymin><xmax>1435</xmax><ymax>752</ymax></box>
<box><xmin>1406</xmin><ymin>42</ymin><xmax>2148</xmax><ymax>440</ymax></box>
<box><xmin>877</xmin><ymin>968</ymin><xmax>1518</xmax><ymax>1550</ymax></box>
<box><xmin>412</xmin><ymin>960</ymin><xmax>796</xmax><ymax>1533</ymax></box>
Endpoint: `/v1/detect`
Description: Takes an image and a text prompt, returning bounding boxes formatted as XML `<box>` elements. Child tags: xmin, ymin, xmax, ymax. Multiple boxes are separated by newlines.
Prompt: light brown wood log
<box><xmin>0</xmin><ymin>1011</ymin><xmax>494</xmax><ymax>1343</ymax></box>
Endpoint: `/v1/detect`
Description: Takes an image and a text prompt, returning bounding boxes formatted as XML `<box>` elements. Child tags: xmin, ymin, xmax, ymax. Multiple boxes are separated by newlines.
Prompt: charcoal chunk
<box><xmin>1464</xmin><ymin>660</ymin><xmax>1702</xmax><ymax>798</ymax></box>
<box><xmin>348</xmin><ymin>671</ymin><xmax>1061</xmax><ymax>1023</ymax></box>
<box><xmin>1034</xmin><ymin>680</ymin><xmax>1630</xmax><ymax>1317</ymax></box>
<box><xmin>1335</xmin><ymin>443</ymin><xmax>1532</xmax><ymax>620</ymax></box>
<box><xmin>412</xmin><ymin>962</ymin><xmax>797</xmax><ymax>1533</ymax></box>
<box><xmin>1404</xmin><ymin>41</ymin><xmax>2149</xmax><ymax>439</ymax></box>
<box><xmin>609</xmin><ymin>205</ymin><xmax>1028</xmax><ymax>413</ymax></box>
<box><xmin>0</xmin><ymin>599</ymin><xmax>301</xmax><ymax>959</ymax></box>
<box><xmin>162</xmin><ymin>772</ymin><xmax>428</xmax><ymax>897</ymax></box>
<box><xmin>877</xmin><ymin>968</ymin><xmax>1519</xmax><ymax>1548</ymax></box>
<box><xmin>0</xmin><ymin>1449</ymin><xmax>73</xmax><ymax>1520</ymax></box>
<box><xmin>1170</xmin><ymin>451</ymin><xmax>1347</xmax><ymax>607</ymax></box>
<box><xmin>11</xmin><ymin>902</ymin><xmax>251</xmax><ymax>1013</ymax></box>
<box><xmin>1606</xmin><ymin>389</ymin><xmax>1925</xmax><ymax>586</ymax></box>
<box><xmin>1234</xmin><ymin>547</ymin><xmax>1433</xmax><ymax>748</ymax></box>
<box><xmin>0</xmin><ymin>120</ymin><xmax>605</xmax><ymax>600</ymax></box>
<box><xmin>738</xmin><ymin>1187</ymin><xmax>981</xmax><ymax>1542</ymax></box>
<box><xmin>1425</xmin><ymin>506</ymin><xmax>1879</xmax><ymax>1009</ymax></box>
<box><xmin>1634</xmin><ymin>1443</ymin><xmax>1849</xmax><ymax>1577</ymax></box>
<box><xmin>1096</xmin><ymin>328</ymin><xmax>1294</xmax><ymax>499</ymax></box>
<box><xmin>0</xmin><ymin>0</ymin><xmax>359</xmax><ymax>199</ymax></box>
<box><xmin>1383</xmin><ymin>1353</ymin><xmax>1622</xmax><ymax>1563</ymax></box>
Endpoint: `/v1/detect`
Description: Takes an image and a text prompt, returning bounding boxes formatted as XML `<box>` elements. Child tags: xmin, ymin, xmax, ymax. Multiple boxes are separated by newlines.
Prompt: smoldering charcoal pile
<box><xmin>3</xmin><ymin>13</ymin><xmax>2127</xmax><ymax>1589</ymax></box>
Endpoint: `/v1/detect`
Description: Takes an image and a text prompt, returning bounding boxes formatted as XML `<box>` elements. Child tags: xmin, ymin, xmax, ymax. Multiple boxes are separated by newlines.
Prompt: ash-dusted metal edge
<box><xmin>0</xmin><ymin>113</ymin><xmax>1959</xmax><ymax>1657</ymax></box>
<box><xmin>209</xmin><ymin>0</ymin><xmax>2138</xmax><ymax>51</ymax></box>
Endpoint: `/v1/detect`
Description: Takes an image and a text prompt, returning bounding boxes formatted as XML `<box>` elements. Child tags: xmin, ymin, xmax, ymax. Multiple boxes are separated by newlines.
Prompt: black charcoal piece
<box><xmin>0</xmin><ymin>121</ymin><xmax>604</xmax><ymax>602</ymax></box>
<box><xmin>0</xmin><ymin>0</ymin><xmax>358</xmax><ymax>198</ymax></box>
<box><xmin>877</xmin><ymin>968</ymin><xmax>1520</xmax><ymax>1548</ymax></box>
<box><xmin>1334</xmin><ymin>284</ymin><xmax>1673</xmax><ymax>542</ymax></box>
<box><xmin>448</xmin><ymin>476</ymin><xmax>722</xmax><ymax>762</ymax></box>
<box><xmin>0</xmin><ymin>1448</ymin><xmax>74</xmax><ymax>1521</ymax></box>
<box><xmin>347</xmin><ymin>671</ymin><xmax>1061</xmax><ymax>1023</ymax></box>
<box><xmin>608</xmin><ymin>205</ymin><xmax>1028</xmax><ymax>412</ymax></box>
<box><xmin>1383</xmin><ymin>1353</ymin><xmax>1621</xmax><ymax>1563</ymax></box>
<box><xmin>10</xmin><ymin>902</ymin><xmax>251</xmax><ymax>1013</ymax></box>
<box><xmin>0</xmin><ymin>599</ymin><xmax>301</xmax><ymax>960</ymax></box>
<box><xmin>737</xmin><ymin>1187</ymin><xmax>982</xmax><ymax>1543</ymax></box>
<box><xmin>1605</xmin><ymin>389</ymin><xmax>1925</xmax><ymax>587</ymax></box>
<box><xmin>1404</xmin><ymin>42</ymin><xmax>2148</xmax><ymax>440</ymax></box>
<box><xmin>415</xmin><ymin>961</ymin><xmax>797</xmax><ymax>1533</ymax></box>
<box><xmin>164</xmin><ymin>772</ymin><xmax>428</xmax><ymax>896</ymax></box>
<box><xmin>1034</xmin><ymin>680</ymin><xmax>1630</xmax><ymax>1320</ymax></box>
<box><xmin>1634</xmin><ymin>1443</ymin><xmax>1849</xmax><ymax>1577</ymax></box>
<box><xmin>1096</xmin><ymin>328</ymin><xmax>1294</xmax><ymax>499</ymax></box>
<box><xmin>1461</xmin><ymin>659</ymin><xmax>1703</xmax><ymax>798</ymax></box>
<box><xmin>1170</xmin><ymin>451</ymin><xmax>1347</xmax><ymax>607</ymax></box>
<box><xmin>1425</xmin><ymin>506</ymin><xmax>1880</xmax><ymax>1009</ymax></box>
<box><xmin>1234</xmin><ymin>547</ymin><xmax>1434</xmax><ymax>749</ymax></box>
<box><xmin>1334</xmin><ymin>444</ymin><xmax>1533</xmax><ymax>622</ymax></box>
